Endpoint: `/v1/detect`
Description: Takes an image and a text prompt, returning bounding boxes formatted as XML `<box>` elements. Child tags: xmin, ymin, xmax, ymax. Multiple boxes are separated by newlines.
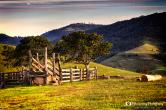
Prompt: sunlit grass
<box><xmin>0</xmin><ymin>57</ymin><xmax>165</xmax><ymax>110</ymax></box>
<box><xmin>0</xmin><ymin>79</ymin><xmax>165</xmax><ymax>110</ymax></box>
<box><xmin>125</xmin><ymin>43</ymin><xmax>159</xmax><ymax>54</ymax></box>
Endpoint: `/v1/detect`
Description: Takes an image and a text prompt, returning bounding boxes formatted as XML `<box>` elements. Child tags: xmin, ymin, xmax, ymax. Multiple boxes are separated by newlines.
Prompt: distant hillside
<box><xmin>0</xmin><ymin>34</ymin><xmax>22</xmax><ymax>46</ymax></box>
<box><xmin>42</xmin><ymin>23</ymin><xmax>103</xmax><ymax>42</ymax></box>
<box><xmin>0</xmin><ymin>23</ymin><xmax>102</xmax><ymax>45</ymax></box>
<box><xmin>101</xmin><ymin>43</ymin><xmax>166</xmax><ymax>75</ymax></box>
<box><xmin>1</xmin><ymin>12</ymin><xmax>166</xmax><ymax>53</ymax></box>
<box><xmin>88</xmin><ymin>12</ymin><xmax>166</xmax><ymax>53</ymax></box>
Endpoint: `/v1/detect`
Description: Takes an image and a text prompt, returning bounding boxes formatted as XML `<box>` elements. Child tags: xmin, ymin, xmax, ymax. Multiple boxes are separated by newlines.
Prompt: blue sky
<box><xmin>0</xmin><ymin>0</ymin><xmax>166</xmax><ymax>36</ymax></box>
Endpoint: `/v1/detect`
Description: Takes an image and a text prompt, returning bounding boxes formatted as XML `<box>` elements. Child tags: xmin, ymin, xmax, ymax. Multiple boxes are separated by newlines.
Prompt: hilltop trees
<box><xmin>14</xmin><ymin>36</ymin><xmax>51</xmax><ymax>66</ymax></box>
<box><xmin>53</xmin><ymin>31</ymin><xmax>112</xmax><ymax>68</ymax></box>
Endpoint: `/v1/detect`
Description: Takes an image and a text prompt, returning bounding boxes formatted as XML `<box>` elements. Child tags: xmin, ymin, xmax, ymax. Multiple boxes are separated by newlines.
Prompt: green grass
<box><xmin>0</xmin><ymin>44</ymin><xmax>165</xmax><ymax>110</ymax></box>
<box><xmin>125</xmin><ymin>43</ymin><xmax>159</xmax><ymax>54</ymax></box>
<box><xmin>0</xmin><ymin>79</ymin><xmax>165</xmax><ymax>110</ymax></box>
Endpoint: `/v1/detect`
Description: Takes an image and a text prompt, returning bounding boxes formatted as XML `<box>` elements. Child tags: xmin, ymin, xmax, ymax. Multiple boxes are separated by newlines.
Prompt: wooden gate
<box><xmin>61</xmin><ymin>67</ymin><xmax>97</xmax><ymax>83</ymax></box>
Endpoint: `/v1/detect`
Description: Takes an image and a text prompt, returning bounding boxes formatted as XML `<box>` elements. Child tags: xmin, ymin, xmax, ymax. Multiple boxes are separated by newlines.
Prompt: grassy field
<box><xmin>0</xmin><ymin>79</ymin><xmax>165</xmax><ymax>110</ymax></box>
<box><xmin>0</xmin><ymin>62</ymin><xmax>165</xmax><ymax>110</ymax></box>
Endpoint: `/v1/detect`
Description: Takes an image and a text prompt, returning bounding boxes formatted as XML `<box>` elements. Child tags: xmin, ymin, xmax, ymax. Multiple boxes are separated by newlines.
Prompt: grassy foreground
<box><xmin>0</xmin><ymin>79</ymin><xmax>166</xmax><ymax>110</ymax></box>
<box><xmin>0</xmin><ymin>63</ymin><xmax>165</xmax><ymax>109</ymax></box>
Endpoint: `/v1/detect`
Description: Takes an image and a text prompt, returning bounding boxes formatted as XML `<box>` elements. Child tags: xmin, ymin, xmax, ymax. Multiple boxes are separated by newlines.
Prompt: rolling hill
<box><xmin>42</xmin><ymin>23</ymin><xmax>103</xmax><ymax>42</ymax></box>
<box><xmin>88</xmin><ymin>12</ymin><xmax>166</xmax><ymax>53</ymax></box>
<box><xmin>101</xmin><ymin>43</ymin><xmax>166</xmax><ymax>75</ymax></box>
<box><xmin>0</xmin><ymin>34</ymin><xmax>22</xmax><ymax>46</ymax></box>
<box><xmin>1</xmin><ymin>12</ymin><xmax>165</xmax><ymax>53</ymax></box>
<box><xmin>0</xmin><ymin>23</ymin><xmax>102</xmax><ymax>45</ymax></box>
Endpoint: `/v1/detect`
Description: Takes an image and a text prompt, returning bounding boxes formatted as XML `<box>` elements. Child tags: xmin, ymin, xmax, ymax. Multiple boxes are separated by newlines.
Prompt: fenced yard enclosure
<box><xmin>29</xmin><ymin>47</ymin><xmax>98</xmax><ymax>85</ymax></box>
<box><xmin>0</xmin><ymin>47</ymin><xmax>98</xmax><ymax>88</ymax></box>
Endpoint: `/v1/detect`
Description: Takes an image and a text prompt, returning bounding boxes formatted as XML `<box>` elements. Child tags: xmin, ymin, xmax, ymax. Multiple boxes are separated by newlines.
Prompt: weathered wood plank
<box><xmin>72</xmin><ymin>72</ymin><xmax>80</xmax><ymax>75</ymax></box>
<box><xmin>32</xmin><ymin>58</ymin><xmax>44</xmax><ymax>68</ymax></box>
<box><xmin>32</xmin><ymin>63</ymin><xmax>44</xmax><ymax>72</ymax></box>
<box><xmin>72</xmin><ymin>79</ymin><xmax>80</xmax><ymax>82</ymax></box>
<box><xmin>62</xmin><ymin>73</ymin><xmax>70</xmax><ymax>75</ymax></box>
<box><xmin>61</xmin><ymin>80</ymin><xmax>70</xmax><ymax>83</ymax></box>
<box><xmin>72</xmin><ymin>76</ymin><xmax>80</xmax><ymax>79</ymax></box>
<box><xmin>62</xmin><ymin>69</ymin><xmax>70</xmax><ymax>72</ymax></box>
<box><xmin>62</xmin><ymin>76</ymin><xmax>70</xmax><ymax>79</ymax></box>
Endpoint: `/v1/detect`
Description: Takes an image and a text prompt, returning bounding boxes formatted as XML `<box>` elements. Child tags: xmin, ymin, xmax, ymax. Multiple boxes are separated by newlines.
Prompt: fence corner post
<box><xmin>80</xmin><ymin>69</ymin><xmax>82</xmax><ymax>81</ymax></box>
<box><xmin>36</xmin><ymin>53</ymin><xmax>39</xmax><ymax>62</ymax></box>
<box><xmin>28</xmin><ymin>50</ymin><xmax>32</xmax><ymax>71</ymax></box>
<box><xmin>52</xmin><ymin>53</ymin><xmax>56</xmax><ymax>75</ymax></box>
<box><xmin>0</xmin><ymin>73</ymin><xmax>5</xmax><ymax>89</ymax></box>
<box><xmin>95</xmin><ymin>66</ymin><xmax>98</xmax><ymax>79</ymax></box>
<box><xmin>44</xmin><ymin>47</ymin><xmax>49</xmax><ymax>84</ymax></box>
<box><xmin>86</xmin><ymin>65</ymin><xmax>90</xmax><ymax>80</ymax></box>
<box><xmin>70</xmin><ymin>68</ymin><xmax>73</xmax><ymax>82</ymax></box>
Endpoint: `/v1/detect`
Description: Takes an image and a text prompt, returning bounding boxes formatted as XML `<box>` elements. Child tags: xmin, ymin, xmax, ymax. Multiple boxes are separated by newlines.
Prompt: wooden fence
<box><xmin>61</xmin><ymin>67</ymin><xmax>97</xmax><ymax>83</ymax></box>
<box><xmin>1</xmin><ymin>47</ymin><xmax>98</xmax><ymax>88</ymax></box>
<box><xmin>0</xmin><ymin>71</ymin><xmax>30</xmax><ymax>88</ymax></box>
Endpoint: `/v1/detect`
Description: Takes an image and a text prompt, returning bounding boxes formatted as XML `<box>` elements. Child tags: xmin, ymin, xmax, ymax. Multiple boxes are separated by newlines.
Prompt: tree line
<box><xmin>4</xmin><ymin>32</ymin><xmax>112</xmax><ymax>70</ymax></box>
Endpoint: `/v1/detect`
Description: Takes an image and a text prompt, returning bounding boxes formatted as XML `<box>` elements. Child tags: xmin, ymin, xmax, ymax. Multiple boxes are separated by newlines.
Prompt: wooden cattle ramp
<box><xmin>29</xmin><ymin>47</ymin><xmax>61</xmax><ymax>85</ymax></box>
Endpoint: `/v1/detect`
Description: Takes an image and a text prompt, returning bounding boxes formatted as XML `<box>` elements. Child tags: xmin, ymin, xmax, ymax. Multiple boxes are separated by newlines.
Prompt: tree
<box><xmin>14</xmin><ymin>36</ymin><xmax>52</xmax><ymax>66</ymax></box>
<box><xmin>0</xmin><ymin>44</ymin><xmax>16</xmax><ymax>72</ymax></box>
<box><xmin>53</xmin><ymin>31</ymin><xmax>112</xmax><ymax>70</ymax></box>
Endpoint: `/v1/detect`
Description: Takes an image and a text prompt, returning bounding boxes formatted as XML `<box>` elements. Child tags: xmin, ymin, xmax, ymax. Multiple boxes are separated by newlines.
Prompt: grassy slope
<box><xmin>125</xmin><ymin>43</ymin><xmax>159</xmax><ymax>54</ymax></box>
<box><xmin>101</xmin><ymin>43</ymin><xmax>166</xmax><ymax>75</ymax></box>
<box><xmin>0</xmin><ymin>79</ymin><xmax>165</xmax><ymax>110</ymax></box>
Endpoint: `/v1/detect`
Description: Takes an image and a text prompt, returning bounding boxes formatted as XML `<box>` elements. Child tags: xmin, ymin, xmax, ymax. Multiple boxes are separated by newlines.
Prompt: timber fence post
<box><xmin>28</xmin><ymin>50</ymin><xmax>32</xmax><ymax>71</ymax></box>
<box><xmin>70</xmin><ymin>68</ymin><xmax>73</xmax><ymax>82</ymax></box>
<box><xmin>80</xmin><ymin>69</ymin><xmax>82</xmax><ymax>81</ymax></box>
<box><xmin>44</xmin><ymin>47</ymin><xmax>48</xmax><ymax>84</ymax></box>
<box><xmin>36</xmin><ymin>53</ymin><xmax>39</xmax><ymax>62</ymax></box>
<box><xmin>95</xmin><ymin>66</ymin><xmax>98</xmax><ymax>79</ymax></box>
<box><xmin>52</xmin><ymin>53</ymin><xmax>56</xmax><ymax>75</ymax></box>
